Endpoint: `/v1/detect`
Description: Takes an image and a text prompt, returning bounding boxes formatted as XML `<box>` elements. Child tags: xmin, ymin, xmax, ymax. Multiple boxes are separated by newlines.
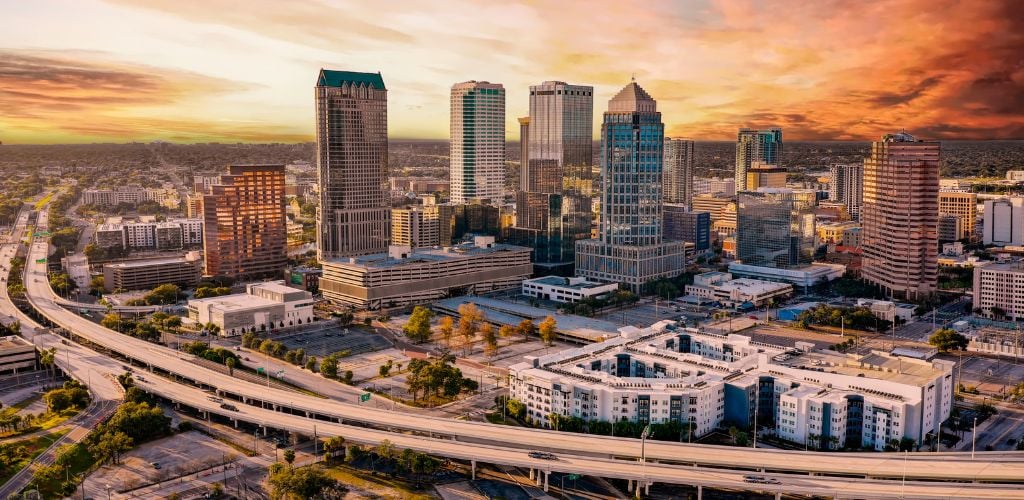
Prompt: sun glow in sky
<box><xmin>2</xmin><ymin>0</ymin><xmax>1023</xmax><ymax>144</ymax></box>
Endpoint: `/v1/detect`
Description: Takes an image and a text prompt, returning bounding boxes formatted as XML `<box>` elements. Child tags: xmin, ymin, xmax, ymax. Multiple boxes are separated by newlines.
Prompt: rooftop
<box><xmin>317</xmin><ymin>69</ymin><xmax>385</xmax><ymax>89</ymax></box>
<box><xmin>0</xmin><ymin>335</ymin><xmax>32</xmax><ymax>350</ymax></box>
<box><xmin>608</xmin><ymin>80</ymin><xmax>656</xmax><ymax>112</ymax></box>
<box><xmin>325</xmin><ymin>240</ymin><xmax>530</xmax><ymax>270</ymax></box>
<box><xmin>526</xmin><ymin>276</ymin><xmax>616</xmax><ymax>291</ymax></box>
<box><xmin>104</xmin><ymin>255</ymin><xmax>199</xmax><ymax>269</ymax></box>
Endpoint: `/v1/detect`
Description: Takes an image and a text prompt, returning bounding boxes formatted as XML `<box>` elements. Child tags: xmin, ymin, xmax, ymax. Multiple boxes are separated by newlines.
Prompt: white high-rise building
<box><xmin>664</xmin><ymin>138</ymin><xmax>695</xmax><ymax>207</ymax></box>
<box><xmin>983</xmin><ymin>197</ymin><xmax>1024</xmax><ymax>246</ymax></box>
<box><xmin>450</xmin><ymin>81</ymin><xmax>506</xmax><ymax>204</ymax></box>
<box><xmin>829</xmin><ymin>163</ymin><xmax>863</xmax><ymax>220</ymax></box>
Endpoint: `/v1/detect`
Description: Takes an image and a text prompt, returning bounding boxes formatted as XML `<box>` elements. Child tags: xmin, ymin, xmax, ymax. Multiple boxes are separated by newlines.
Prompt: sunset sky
<box><xmin>2</xmin><ymin>0</ymin><xmax>1023</xmax><ymax>144</ymax></box>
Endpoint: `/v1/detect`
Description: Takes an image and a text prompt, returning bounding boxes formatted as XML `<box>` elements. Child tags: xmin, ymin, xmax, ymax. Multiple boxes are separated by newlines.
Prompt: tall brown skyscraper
<box><xmin>200</xmin><ymin>164</ymin><xmax>287</xmax><ymax>279</ymax></box>
<box><xmin>315</xmin><ymin>69</ymin><xmax>390</xmax><ymax>261</ymax></box>
<box><xmin>861</xmin><ymin>132</ymin><xmax>939</xmax><ymax>301</ymax></box>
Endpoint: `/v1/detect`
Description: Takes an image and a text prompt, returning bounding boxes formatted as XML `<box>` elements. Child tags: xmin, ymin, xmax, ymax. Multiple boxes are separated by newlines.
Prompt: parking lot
<box><xmin>272</xmin><ymin>322</ymin><xmax>391</xmax><ymax>358</ymax></box>
<box><xmin>956</xmin><ymin>354</ymin><xmax>1024</xmax><ymax>395</ymax></box>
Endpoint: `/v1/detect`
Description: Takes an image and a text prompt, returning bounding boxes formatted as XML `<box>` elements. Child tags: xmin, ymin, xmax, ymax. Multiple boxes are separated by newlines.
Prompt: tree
<box><xmin>268</xmin><ymin>463</ymin><xmax>343</xmax><ymax>499</ymax></box>
<box><xmin>143</xmin><ymin>284</ymin><xmax>183</xmax><ymax>305</ymax></box>
<box><xmin>283</xmin><ymin>448</ymin><xmax>296</xmax><ymax>466</ymax></box>
<box><xmin>481</xmin><ymin>322</ymin><xmax>498</xmax><ymax>358</ymax></box>
<box><xmin>342</xmin><ymin>370</ymin><xmax>354</xmax><ymax>385</ymax></box>
<box><xmin>498</xmin><ymin>324</ymin><xmax>515</xmax><ymax>339</ymax></box>
<box><xmin>506</xmin><ymin>398</ymin><xmax>526</xmax><ymax>419</ymax></box>
<box><xmin>929</xmin><ymin>328</ymin><xmax>969</xmax><ymax>352</ymax></box>
<box><xmin>88</xmin><ymin>275</ymin><xmax>105</xmax><ymax>294</ymax></box>
<box><xmin>538</xmin><ymin>316</ymin><xmax>557</xmax><ymax>346</ymax></box>
<box><xmin>517</xmin><ymin>319</ymin><xmax>536</xmax><ymax>342</ymax></box>
<box><xmin>403</xmin><ymin>306</ymin><xmax>434</xmax><ymax>343</ymax></box>
<box><xmin>320</xmin><ymin>354</ymin><xmax>339</xmax><ymax>379</ymax></box>
<box><xmin>225</xmin><ymin>357</ymin><xmax>237</xmax><ymax>376</ymax></box>
<box><xmin>378</xmin><ymin>360</ymin><xmax>393</xmax><ymax>378</ymax></box>
<box><xmin>89</xmin><ymin>431</ymin><xmax>133</xmax><ymax>465</ymax></box>
<box><xmin>323</xmin><ymin>436</ymin><xmax>346</xmax><ymax>461</ymax></box>
<box><xmin>438</xmin><ymin>316</ymin><xmax>455</xmax><ymax>347</ymax></box>
<box><xmin>457</xmin><ymin>303</ymin><xmax>484</xmax><ymax>354</ymax></box>
<box><xmin>305</xmin><ymin>356</ymin><xmax>317</xmax><ymax>372</ymax></box>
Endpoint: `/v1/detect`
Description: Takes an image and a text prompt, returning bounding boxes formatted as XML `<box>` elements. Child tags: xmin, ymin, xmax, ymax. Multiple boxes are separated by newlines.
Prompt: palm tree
<box><xmin>225</xmin><ymin>357</ymin><xmax>237</xmax><ymax>376</ymax></box>
<box><xmin>39</xmin><ymin>347</ymin><xmax>56</xmax><ymax>385</ymax></box>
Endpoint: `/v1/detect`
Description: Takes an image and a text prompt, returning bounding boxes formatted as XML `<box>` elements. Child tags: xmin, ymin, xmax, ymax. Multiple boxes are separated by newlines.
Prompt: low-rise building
<box><xmin>684</xmin><ymin>272</ymin><xmax>793</xmax><ymax>307</ymax></box>
<box><xmin>0</xmin><ymin>336</ymin><xmax>37</xmax><ymax>375</ymax></box>
<box><xmin>973</xmin><ymin>261</ymin><xmax>1024</xmax><ymax>321</ymax></box>
<box><xmin>856</xmin><ymin>299</ymin><xmax>916</xmax><ymax>323</ymax></box>
<box><xmin>983</xmin><ymin>197</ymin><xmax>1024</xmax><ymax>246</ymax></box>
<box><xmin>817</xmin><ymin>222</ymin><xmax>860</xmax><ymax>245</ymax></box>
<box><xmin>509</xmin><ymin>321</ymin><xmax>955</xmax><ymax>451</ymax></box>
<box><xmin>320</xmin><ymin>236</ymin><xmax>532</xmax><ymax>310</ymax></box>
<box><xmin>103</xmin><ymin>252</ymin><xmax>203</xmax><ymax>292</ymax></box>
<box><xmin>727</xmin><ymin>262</ymin><xmax>845</xmax><ymax>289</ymax></box>
<box><xmin>95</xmin><ymin>223</ymin><xmax>126</xmax><ymax>249</ymax></box>
<box><xmin>285</xmin><ymin>266</ymin><xmax>322</xmax><ymax>292</ymax></box>
<box><xmin>187</xmin><ymin>280</ymin><xmax>315</xmax><ymax>336</ymax></box>
<box><xmin>522</xmin><ymin>276</ymin><xmax>619</xmax><ymax>304</ymax></box>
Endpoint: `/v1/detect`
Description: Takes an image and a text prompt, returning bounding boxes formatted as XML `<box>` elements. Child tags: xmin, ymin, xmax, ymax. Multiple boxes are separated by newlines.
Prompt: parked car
<box><xmin>220</xmin><ymin>403</ymin><xmax>238</xmax><ymax>411</ymax></box>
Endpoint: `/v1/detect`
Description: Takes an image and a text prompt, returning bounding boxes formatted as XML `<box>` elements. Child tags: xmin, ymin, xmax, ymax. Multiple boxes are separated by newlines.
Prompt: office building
<box><xmin>938</xmin><ymin>191</ymin><xmax>977</xmax><ymax>242</ymax></box>
<box><xmin>938</xmin><ymin>215</ymin><xmax>963</xmax><ymax>243</ymax></box>
<box><xmin>735</xmin><ymin>127</ymin><xmax>783</xmax><ymax>192</ymax></box>
<box><xmin>575</xmin><ymin>80</ymin><xmax>687</xmax><ymax>292</ymax></box>
<box><xmin>511</xmin><ymin>81</ymin><xmax>594</xmax><ymax>273</ymax></box>
<box><xmin>320</xmin><ymin>236</ymin><xmax>532</xmax><ymax>310</ymax></box>
<box><xmin>663</xmin><ymin>205</ymin><xmax>711</xmax><ymax>254</ymax></box>
<box><xmin>745</xmin><ymin>162</ymin><xmax>787</xmax><ymax>190</ymax></box>
<box><xmin>102</xmin><ymin>252</ymin><xmax>203</xmax><ymax>292</ymax></box>
<box><xmin>450</xmin><ymin>81</ymin><xmax>505</xmax><ymax>204</ymax></box>
<box><xmin>664</xmin><ymin>138</ymin><xmax>695</xmax><ymax>206</ymax></box>
<box><xmin>817</xmin><ymin>221</ymin><xmax>860</xmax><ymax>245</ymax></box>
<box><xmin>1006</xmin><ymin>171</ymin><xmax>1024</xmax><ymax>182</ymax></box>
<box><xmin>861</xmin><ymin>132</ymin><xmax>940</xmax><ymax>301</ymax></box>
<box><xmin>736</xmin><ymin>189</ymin><xmax>815</xmax><ymax>268</ymax></box>
<box><xmin>391</xmin><ymin>201</ymin><xmax>440</xmax><ymax>249</ymax></box>
<box><xmin>509</xmin><ymin>321</ymin><xmax>954</xmax><ymax>451</ymax></box>
<box><xmin>973</xmin><ymin>262</ymin><xmax>1024</xmax><ymax>321</ymax></box>
<box><xmin>694</xmin><ymin>177</ymin><xmax>736</xmax><ymax>197</ymax></box>
<box><xmin>438</xmin><ymin>200</ymin><xmax>501</xmax><ymax>245</ymax></box>
<box><xmin>829</xmin><ymin>163</ymin><xmax>864</xmax><ymax>220</ymax></box>
<box><xmin>983</xmin><ymin>197</ymin><xmax>1024</xmax><ymax>245</ymax></box>
<box><xmin>187</xmin><ymin>281</ymin><xmax>315</xmax><ymax>336</ymax></box>
<box><xmin>285</xmin><ymin>266</ymin><xmax>322</xmax><ymax>292</ymax></box>
<box><xmin>200</xmin><ymin>164</ymin><xmax>287</xmax><ymax>280</ymax></box>
<box><xmin>0</xmin><ymin>336</ymin><xmax>37</xmax><ymax>376</ymax></box>
<box><xmin>315</xmin><ymin>69</ymin><xmax>390</xmax><ymax>261</ymax></box>
<box><xmin>521</xmin><ymin>276</ymin><xmax>618</xmax><ymax>304</ymax></box>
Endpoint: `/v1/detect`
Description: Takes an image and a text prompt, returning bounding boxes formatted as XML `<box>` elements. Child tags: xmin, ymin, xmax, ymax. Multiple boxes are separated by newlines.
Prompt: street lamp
<box><xmin>972</xmin><ymin>416</ymin><xmax>978</xmax><ymax>459</ymax></box>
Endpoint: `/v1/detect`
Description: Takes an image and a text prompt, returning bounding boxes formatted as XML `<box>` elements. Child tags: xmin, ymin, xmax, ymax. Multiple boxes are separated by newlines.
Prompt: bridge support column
<box><xmin>529</xmin><ymin>468</ymin><xmax>535</xmax><ymax>481</ymax></box>
<box><xmin>262</xmin><ymin>426</ymin><xmax>267</xmax><ymax>436</ymax></box>
<box><xmin>305</xmin><ymin>411</ymin><xmax>310</xmax><ymax>418</ymax></box>
<box><xmin>543</xmin><ymin>471</ymin><xmax>549</xmax><ymax>492</ymax></box>
<box><xmin>536</xmin><ymin>471</ymin><xmax>542</xmax><ymax>486</ymax></box>
<box><xmin>470</xmin><ymin>460</ymin><xmax>476</xmax><ymax>480</ymax></box>
<box><xmin>696</xmin><ymin>485</ymin><xmax>702</xmax><ymax>500</ymax></box>
<box><xmin>628</xmin><ymin>480</ymin><xmax>634</xmax><ymax>492</ymax></box>
<box><xmin>233</xmin><ymin>419</ymin><xmax>238</xmax><ymax>429</ymax></box>
<box><xmin>645</xmin><ymin>482</ymin><xmax>650</xmax><ymax>495</ymax></box>
<box><xmin>774</xmin><ymin>493</ymin><xmax>780</xmax><ymax>500</ymax></box>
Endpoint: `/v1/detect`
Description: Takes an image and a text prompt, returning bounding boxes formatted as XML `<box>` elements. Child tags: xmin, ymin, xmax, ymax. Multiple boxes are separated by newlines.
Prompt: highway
<box><xmin>11</xmin><ymin>207</ymin><xmax>1024</xmax><ymax>495</ymax></box>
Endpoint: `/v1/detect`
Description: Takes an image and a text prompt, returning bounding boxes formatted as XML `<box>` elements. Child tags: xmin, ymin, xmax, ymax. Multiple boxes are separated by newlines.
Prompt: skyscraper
<box><xmin>736</xmin><ymin>189</ymin><xmax>815</xmax><ymax>268</ymax></box>
<box><xmin>663</xmin><ymin>138</ymin><xmax>695</xmax><ymax>206</ymax></box>
<box><xmin>937</xmin><ymin>191</ymin><xmax>977</xmax><ymax>242</ymax></box>
<box><xmin>829</xmin><ymin>163</ymin><xmax>864</xmax><ymax>221</ymax></box>
<box><xmin>735</xmin><ymin>127</ymin><xmax>783</xmax><ymax>192</ymax></box>
<box><xmin>861</xmin><ymin>132</ymin><xmax>939</xmax><ymax>301</ymax></box>
<box><xmin>575</xmin><ymin>80</ymin><xmax>686</xmax><ymax>291</ymax></box>
<box><xmin>511</xmin><ymin>81</ymin><xmax>593</xmax><ymax>273</ymax></box>
<box><xmin>450</xmin><ymin>81</ymin><xmax>505</xmax><ymax>204</ymax></box>
<box><xmin>314</xmin><ymin>69</ymin><xmax>390</xmax><ymax>261</ymax></box>
<box><xmin>200</xmin><ymin>164</ymin><xmax>287</xmax><ymax>280</ymax></box>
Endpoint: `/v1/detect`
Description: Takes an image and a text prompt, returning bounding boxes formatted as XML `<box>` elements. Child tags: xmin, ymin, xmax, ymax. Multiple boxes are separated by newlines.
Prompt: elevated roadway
<box><xmin>17</xmin><ymin>209</ymin><xmax>1024</xmax><ymax>491</ymax></box>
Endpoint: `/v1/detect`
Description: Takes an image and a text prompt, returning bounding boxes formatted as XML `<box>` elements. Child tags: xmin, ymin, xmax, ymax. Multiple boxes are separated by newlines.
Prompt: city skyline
<box><xmin>3</xmin><ymin>0</ymin><xmax>1023</xmax><ymax>144</ymax></box>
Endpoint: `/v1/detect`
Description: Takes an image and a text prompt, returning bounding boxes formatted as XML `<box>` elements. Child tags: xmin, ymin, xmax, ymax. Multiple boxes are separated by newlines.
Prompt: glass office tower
<box><xmin>735</xmin><ymin>127</ymin><xmax>783</xmax><ymax>191</ymax></box>
<box><xmin>511</xmin><ymin>81</ymin><xmax>594</xmax><ymax>274</ymax></box>
<box><xmin>736</xmin><ymin>189</ymin><xmax>815</xmax><ymax>268</ymax></box>
<box><xmin>576</xmin><ymin>80</ymin><xmax>686</xmax><ymax>291</ymax></box>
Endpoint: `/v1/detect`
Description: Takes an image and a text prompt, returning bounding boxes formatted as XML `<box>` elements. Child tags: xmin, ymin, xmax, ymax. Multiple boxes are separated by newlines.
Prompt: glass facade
<box><xmin>736</xmin><ymin>189</ymin><xmax>815</xmax><ymax>268</ymax></box>
<box><xmin>511</xmin><ymin>81</ymin><xmax>594</xmax><ymax>271</ymax></box>
<box><xmin>450</xmin><ymin>81</ymin><xmax>505</xmax><ymax>204</ymax></box>
<box><xmin>663</xmin><ymin>138</ymin><xmax>695</xmax><ymax>206</ymax></box>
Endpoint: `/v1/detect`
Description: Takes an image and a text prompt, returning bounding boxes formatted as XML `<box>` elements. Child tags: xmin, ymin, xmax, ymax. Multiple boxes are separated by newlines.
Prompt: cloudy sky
<box><xmin>2</xmin><ymin>0</ymin><xmax>1023</xmax><ymax>144</ymax></box>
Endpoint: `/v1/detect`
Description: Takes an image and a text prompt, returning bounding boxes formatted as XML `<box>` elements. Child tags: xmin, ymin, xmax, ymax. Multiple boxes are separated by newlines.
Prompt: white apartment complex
<box><xmin>82</xmin><ymin>186</ymin><xmax>181</xmax><ymax>209</ymax></box>
<box><xmin>509</xmin><ymin>321</ymin><xmax>955</xmax><ymax>451</ymax></box>
<box><xmin>93</xmin><ymin>218</ymin><xmax>203</xmax><ymax>250</ymax></box>
<box><xmin>973</xmin><ymin>261</ymin><xmax>1024</xmax><ymax>321</ymax></box>
<box><xmin>450</xmin><ymin>81</ymin><xmax>505</xmax><ymax>204</ymax></box>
